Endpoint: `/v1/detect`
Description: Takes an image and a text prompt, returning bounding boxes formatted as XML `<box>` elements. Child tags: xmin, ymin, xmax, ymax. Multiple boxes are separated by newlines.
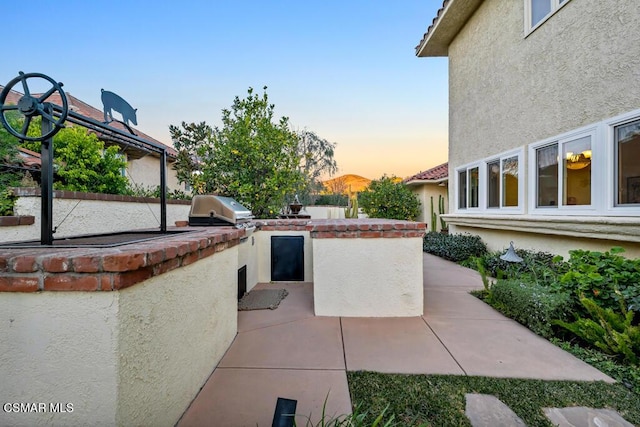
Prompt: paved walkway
<box><xmin>178</xmin><ymin>253</ymin><xmax>613</xmax><ymax>426</ymax></box>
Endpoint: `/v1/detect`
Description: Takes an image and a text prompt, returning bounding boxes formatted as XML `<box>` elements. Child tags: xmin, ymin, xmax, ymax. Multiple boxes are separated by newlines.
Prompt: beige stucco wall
<box><xmin>256</xmin><ymin>230</ymin><xmax>313</xmax><ymax>283</ymax></box>
<box><xmin>0</xmin><ymin>292</ymin><xmax>120</xmax><ymax>426</ymax></box>
<box><xmin>126</xmin><ymin>155</ymin><xmax>183</xmax><ymax>192</ymax></box>
<box><xmin>4</xmin><ymin>198</ymin><xmax>190</xmax><ymax>242</ymax></box>
<box><xmin>443</xmin><ymin>0</ymin><xmax>640</xmax><ymax>253</ymax></box>
<box><xmin>312</xmin><ymin>238</ymin><xmax>424</xmax><ymax>317</ymax></box>
<box><xmin>0</xmin><ymin>250</ymin><xmax>237</xmax><ymax>427</ymax></box>
<box><xmin>448</xmin><ymin>0</ymin><xmax>640</xmax><ymax>172</ymax></box>
<box><xmin>238</xmin><ymin>228</ymin><xmax>259</xmax><ymax>292</ymax></box>
<box><xmin>117</xmin><ymin>248</ymin><xmax>237</xmax><ymax>426</ymax></box>
<box><xmin>455</xmin><ymin>225</ymin><xmax>640</xmax><ymax>260</ymax></box>
<box><xmin>303</xmin><ymin>205</ymin><xmax>346</xmax><ymax>219</ymax></box>
<box><xmin>410</xmin><ymin>183</ymin><xmax>448</xmax><ymax>229</ymax></box>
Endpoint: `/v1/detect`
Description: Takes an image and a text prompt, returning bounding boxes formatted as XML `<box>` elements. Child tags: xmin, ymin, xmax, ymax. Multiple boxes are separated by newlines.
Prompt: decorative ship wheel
<box><xmin>0</xmin><ymin>71</ymin><xmax>69</xmax><ymax>141</ymax></box>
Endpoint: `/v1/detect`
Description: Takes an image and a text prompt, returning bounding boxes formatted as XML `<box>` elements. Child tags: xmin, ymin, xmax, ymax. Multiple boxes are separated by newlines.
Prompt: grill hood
<box><xmin>188</xmin><ymin>195</ymin><xmax>254</xmax><ymax>226</ymax></box>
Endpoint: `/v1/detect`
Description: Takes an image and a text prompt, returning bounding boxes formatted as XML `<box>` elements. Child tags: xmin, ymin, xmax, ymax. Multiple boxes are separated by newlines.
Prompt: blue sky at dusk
<box><xmin>1</xmin><ymin>1</ymin><xmax>447</xmax><ymax>179</ymax></box>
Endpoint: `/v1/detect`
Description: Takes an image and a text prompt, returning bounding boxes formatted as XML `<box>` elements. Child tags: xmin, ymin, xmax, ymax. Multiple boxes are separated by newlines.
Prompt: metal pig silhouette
<box><xmin>101</xmin><ymin>89</ymin><xmax>138</xmax><ymax>127</ymax></box>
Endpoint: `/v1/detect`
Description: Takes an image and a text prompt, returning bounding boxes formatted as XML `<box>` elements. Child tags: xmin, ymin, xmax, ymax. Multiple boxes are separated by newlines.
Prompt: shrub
<box><xmin>423</xmin><ymin>231</ymin><xmax>487</xmax><ymax>263</ymax></box>
<box><xmin>470</xmin><ymin>249</ymin><xmax>568</xmax><ymax>286</ymax></box>
<box><xmin>557</xmin><ymin>248</ymin><xmax>640</xmax><ymax>314</ymax></box>
<box><xmin>488</xmin><ymin>279</ymin><xmax>572</xmax><ymax>338</ymax></box>
<box><xmin>554</xmin><ymin>296</ymin><xmax>640</xmax><ymax>365</ymax></box>
<box><xmin>359</xmin><ymin>176</ymin><xmax>420</xmax><ymax>221</ymax></box>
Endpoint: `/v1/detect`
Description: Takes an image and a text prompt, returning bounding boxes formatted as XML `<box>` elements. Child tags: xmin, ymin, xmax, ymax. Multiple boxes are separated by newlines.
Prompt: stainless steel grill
<box><xmin>188</xmin><ymin>195</ymin><xmax>253</xmax><ymax>226</ymax></box>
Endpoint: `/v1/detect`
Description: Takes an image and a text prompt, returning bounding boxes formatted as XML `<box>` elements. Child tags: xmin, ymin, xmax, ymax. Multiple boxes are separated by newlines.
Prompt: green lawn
<box><xmin>347</xmin><ymin>371</ymin><xmax>640</xmax><ymax>427</ymax></box>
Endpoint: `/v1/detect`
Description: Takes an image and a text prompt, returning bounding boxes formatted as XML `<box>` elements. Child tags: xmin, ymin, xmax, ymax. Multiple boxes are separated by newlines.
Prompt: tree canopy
<box><xmin>359</xmin><ymin>175</ymin><xmax>421</xmax><ymax>221</ymax></box>
<box><xmin>170</xmin><ymin>87</ymin><xmax>338</xmax><ymax>218</ymax></box>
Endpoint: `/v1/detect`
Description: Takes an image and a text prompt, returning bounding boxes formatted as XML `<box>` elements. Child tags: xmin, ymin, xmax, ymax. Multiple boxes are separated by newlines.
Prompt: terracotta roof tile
<box><xmin>404</xmin><ymin>162</ymin><xmax>448</xmax><ymax>183</ymax></box>
<box><xmin>415</xmin><ymin>0</ymin><xmax>449</xmax><ymax>54</ymax></box>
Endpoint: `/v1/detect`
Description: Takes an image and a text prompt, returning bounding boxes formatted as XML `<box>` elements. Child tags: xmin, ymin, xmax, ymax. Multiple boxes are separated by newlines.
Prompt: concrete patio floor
<box><xmin>177</xmin><ymin>253</ymin><xmax>613</xmax><ymax>427</ymax></box>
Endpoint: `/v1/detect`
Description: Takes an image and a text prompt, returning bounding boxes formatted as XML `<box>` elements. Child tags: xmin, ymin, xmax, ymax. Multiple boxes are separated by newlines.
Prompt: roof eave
<box><xmin>405</xmin><ymin>177</ymin><xmax>448</xmax><ymax>186</ymax></box>
<box><xmin>415</xmin><ymin>0</ymin><xmax>484</xmax><ymax>58</ymax></box>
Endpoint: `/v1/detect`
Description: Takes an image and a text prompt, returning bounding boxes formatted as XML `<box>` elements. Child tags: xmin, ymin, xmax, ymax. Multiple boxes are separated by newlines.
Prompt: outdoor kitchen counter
<box><xmin>0</xmin><ymin>219</ymin><xmax>426</xmax><ymax>293</ymax></box>
<box><xmin>0</xmin><ymin>226</ymin><xmax>244</xmax><ymax>292</ymax></box>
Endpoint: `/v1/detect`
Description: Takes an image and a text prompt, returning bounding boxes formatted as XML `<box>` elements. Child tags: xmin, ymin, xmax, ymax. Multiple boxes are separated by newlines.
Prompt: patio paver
<box><xmin>179</xmin><ymin>253</ymin><xmax>614</xmax><ymax>425</ymax></box>
<box><xmin>219</xmin><ymin>315</ymin><xmax>344</xmax><ymax>370</ymax></box>
<box><xmin>341</xmin><ymin>317</ymin><xmax>464</xmax><ymax>374</ymax></box>
<box><xmin>178</xmin><ymin>368</ymin><xmax>351</xmax><ymax>427</ymax></box>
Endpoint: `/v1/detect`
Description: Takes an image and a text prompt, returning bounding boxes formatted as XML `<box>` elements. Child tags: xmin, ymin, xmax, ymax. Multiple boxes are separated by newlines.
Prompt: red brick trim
<box><xmin>0</xmin><ymin>216</ymin><xmax>35</xmax><ymax>227</ymax></box>
<box><xmin>11</xmin><ymin>187</ymin><xmax>191</xmax><ymax>205</ymax></box>
<box><xmin>255</xmin><ymin>218</ymin><xmax>426</xmax><ymax>238</ymax></box>
<box><xmin>0</xmin><ymin>227</ymin><xmax>242</xmax><ymax>293</ymax></box>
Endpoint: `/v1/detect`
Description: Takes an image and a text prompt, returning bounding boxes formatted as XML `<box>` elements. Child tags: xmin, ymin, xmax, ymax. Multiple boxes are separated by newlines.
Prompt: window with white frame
<box><xmin>525</xmin><ymin>0</ymin><xmax>570</xmax><ymax>32</ymax></box>
<box><xmin>458</xmin><ymin>150</ymin><xmax>522</xmax><ymax>212</ymax></box>
<box><xmin>458</xmin><ymin>169</ymin><xmax>467</xmax><ymax>209</ymax></box>
<box><xmin>534</xmin><ymin>132</ymin><xmax>593</xmax><ymax>208</ymax></box>
<box><xmin>614</xmin><ymin>118</ymin><xmax>640</xmax><ymax>205</ymax></box>
<box><xmin>457</xmin><ymin>166</ymin><xmax>479</xmax><ymax>209</ymax></box>
<box><xmin>487</xmin><ymin>155</ymin><xmax>520</xmax><ymax>208</ymax></box>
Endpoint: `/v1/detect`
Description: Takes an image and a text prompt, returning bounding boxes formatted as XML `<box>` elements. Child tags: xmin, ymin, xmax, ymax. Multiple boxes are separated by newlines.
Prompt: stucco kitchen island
<box><xmin>0</xmin><ymin>219</ymin><xmax>425</xmax><ymax>426</ymax></box>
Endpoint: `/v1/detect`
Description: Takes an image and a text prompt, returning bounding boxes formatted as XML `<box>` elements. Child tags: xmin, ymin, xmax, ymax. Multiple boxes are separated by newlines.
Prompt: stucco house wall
<box><xmin>410</xmin><ymin>184</ymin><xmax>448</xmax><ymax>229</ymax></box>
<box><xmin>126</xmin><ymin>155</ymin><xmax>183</xmax><ymax>192</ymax></box>
<box><xmin>417</xmin><ymin>0</ymin><xmax>640</xmax><ymax>256</ymax></box>
<box><xmin>448</xmin><ymin>0</ymin><xmax>640</xmax><ymax>168</ymax></box>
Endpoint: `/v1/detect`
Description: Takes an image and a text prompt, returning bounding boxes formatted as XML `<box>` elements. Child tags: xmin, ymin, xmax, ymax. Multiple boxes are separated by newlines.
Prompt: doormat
<box><xmin>238</xmin><ymin>289</ymin><xmax>289</xmax><ymax>311</ymax></box>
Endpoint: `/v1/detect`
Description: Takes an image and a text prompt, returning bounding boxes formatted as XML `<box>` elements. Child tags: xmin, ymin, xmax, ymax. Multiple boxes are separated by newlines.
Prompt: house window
<box><xmin>487</xmin><ymin>156</ymin><xmax>519</xmax><ymax>208</ymax></box>
<box><xmin>502</xmin><ymin>156</ymin><xmax>519</xmax><ymax>207</ymax></box>
<box><xmin>615</xmin><ymin>118</ymin><xmax>640</xmax><ymax>205</ymax></box>
<box><xmin>563</xmin><ymin>136</ymin><xmax>591</xmax><ymax>206</ymax></box>
<box><xmin>469</xmin><ymin>167</ymin><xmax>479</xmax><ymax>208</ymax></box>
<box><xmin>536</xmin><ymin>144</ymin><xmax>558</xmax><ymax>207</ymax></box>
<box><xmin>487</xmin><ymin>161</ymin><xmax>500</xmax><ymax>208</ymax></box>
<box><xmin>535</xmin><ymin>133</ymin><xmax>592</xmax><ymax>208</ymax></box>
<box><xmin>458</xmin><ymin>170</ymin><xmax>467</xmax><ymax>209</ymax></box>
<box><xmin>526</xmin><ymin>0</ymin><xmax>570</xmax><ymax>32</ymax></box>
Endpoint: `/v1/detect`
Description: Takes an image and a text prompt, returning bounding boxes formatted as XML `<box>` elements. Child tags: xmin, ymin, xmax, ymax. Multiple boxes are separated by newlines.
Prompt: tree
<box><xmin>295</xmin><ymin>130</ymin><xmax>337</xmax><ymax>202</ymax></box>
<box><xmin>0</xmin><ymin>112</ymin><xmax>24</xmax><ymax>215</ymax></box>
<box><xmin>21</xmin><ymin>126</ymin><xmax>128</xmax><ymax>194</ymax></box>
<box><xmin>359</xmin><ymin>175</ymin><xmax>421</xmax><ymax>221</ymax></box>
<box><xmin>170</xmin><ymin>87</ymin><xmax>306</xmax><ymax>218</ymax></box>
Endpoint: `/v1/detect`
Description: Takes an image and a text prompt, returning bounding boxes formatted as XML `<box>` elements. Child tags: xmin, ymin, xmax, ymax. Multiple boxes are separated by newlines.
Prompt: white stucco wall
<box><xmin>256</xmin><ymin>230</ymin><xmax>313</xmax><ymax>283</ymax></box>
<box><xmin>238</xmin><ymin>229</ymin><xmax>259</xmax><ymax>292</ymax></box>
<box><xmin>312</xmin><ymin>238</ymin><xmax>424</xmax><ymax>317</ymax></box>
<box><xmin>410</xmin><ymin>184</ymin><xmax>448</xmax><ymax>228</ymax></box>
<box><xmin>126</xmin><ymin>156</ymin><xmax>183</xmax><ymax>192</ymax></box>
<box><xmin>117</xmin><ymin>248</ymin><xmax>237</xmax><ymax>426</ymax></box>
<box><xmin>4</xmin><ymin>198</ymin><xmax>190</xmax><ymax>242</ymax></box>
<box><xmin>0</xmin><ymin>292</ymin><xmax>119</xmax><ymax>427</ymax></box>
<box><xmin>303</xmin><ymin>206</ymin><xmax>346</xmax><ymax>219</ymax></box>
<box><xmin>448</xmin><ymin>0</ymin><xmax>640</xmax><ymax>171</ymax></box>
<box><xmin>0</xmin><ymin>250</ymin><xmax>237</xmax><ymax>427</ymax></box>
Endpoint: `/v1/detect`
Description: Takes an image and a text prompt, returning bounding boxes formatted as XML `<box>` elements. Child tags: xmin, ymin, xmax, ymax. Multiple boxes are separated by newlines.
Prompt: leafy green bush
<box><xmin>488</xmin><ymin>279</ymin><xmax>572</xmax><ymax>338</ymax></box>
<box><xmin>466</xmin><ymin>249</ymin><xmax>568</xmax><ymax>286</ymax></box>
<box><xmin>0</xmin><ymin>188</ymin><xmax>16</xmax><ymax>216</ymax></box>
<box><xmin>557</xmin><ymin>248</ymin><xmax>640</xmax><ymax>313</ymax></box>
<box><xmin>423</xmin><ymin>231</ymin><xmax>487</xmax><ymax>263</ymax></box>
<box><xmin>554</xmin><ymin>296</ymin><xmax>640</xmax><ymax>365</ymax></box>
<box><xmin>359</xmin><ymin>176</ymin><xmax>420</xmax><ymax>221</ymax></box>
<box><xmin>126</xmin><ymin>183</ymin><xmax>191</xmax><ymax>200</ymax></box>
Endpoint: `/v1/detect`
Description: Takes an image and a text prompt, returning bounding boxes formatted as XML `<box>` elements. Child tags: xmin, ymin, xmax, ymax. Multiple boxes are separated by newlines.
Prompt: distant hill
<box><xmin>322</xmin><ymin>174</ymin><xmax>371</xmax><ymax>194</ymax></box>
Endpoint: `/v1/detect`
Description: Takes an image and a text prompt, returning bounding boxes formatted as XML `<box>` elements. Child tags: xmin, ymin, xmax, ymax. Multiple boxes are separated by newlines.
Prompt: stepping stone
<box><xmin>465</xmin><ymin>394</ymin><xmax>526</xmax><ymax>427</ymax></box>
<box><xmin>544</xmin><ymin>407</ymin><xmax>634</xmax><ymax>427</ymax></box>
